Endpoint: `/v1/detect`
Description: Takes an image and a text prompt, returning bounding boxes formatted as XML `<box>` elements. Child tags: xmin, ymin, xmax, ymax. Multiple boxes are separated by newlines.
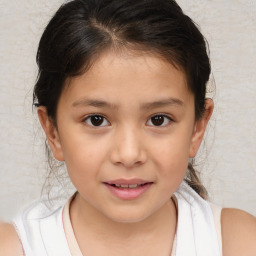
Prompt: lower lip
<box><xmin>104</xmin><ymin>183</ymin><xmax>153</xmax><ymax>200</ymax></box>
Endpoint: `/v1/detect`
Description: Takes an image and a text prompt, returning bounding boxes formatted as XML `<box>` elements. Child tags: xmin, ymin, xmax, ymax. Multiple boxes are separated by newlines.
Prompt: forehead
<box><xmin>62</xmin><ymin>50</ymin><xmax>193</xmax><ymax>106</ymax></box>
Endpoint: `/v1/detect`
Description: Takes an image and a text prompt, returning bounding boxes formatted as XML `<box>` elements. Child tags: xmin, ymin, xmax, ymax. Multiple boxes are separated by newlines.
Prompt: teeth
<box><xmin>113</xmin><ymin>184</ymin><xmax>141</xmax><ymax>188</ymax></box>
<box><xmin>128</xmin><ymin>184</ymin><xmax>139</xmax><ymax>188</ymax></box>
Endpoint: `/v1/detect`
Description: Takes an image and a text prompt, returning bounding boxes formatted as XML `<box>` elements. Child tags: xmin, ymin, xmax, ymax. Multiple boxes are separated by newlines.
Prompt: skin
<box><xmin>0</xmin><ymin>50</ymin><xmax>255</xmax><ymax>255</ymax></box>
<box><xmin>43</xmin><ymin>51</ymin><xmax>201</xmax><ymax>255</ymax></box>
<box><xmin>46</xmin><ymin>50</ymin><xmax>205</xmax><ymax>224</ymax></box>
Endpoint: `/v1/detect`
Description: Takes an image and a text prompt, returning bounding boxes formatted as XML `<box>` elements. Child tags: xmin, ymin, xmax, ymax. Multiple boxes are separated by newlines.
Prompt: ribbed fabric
<box><xmin>13</xmin><ymin>181</ymin><xmax>222</xmax><ymax>256</ymax></box>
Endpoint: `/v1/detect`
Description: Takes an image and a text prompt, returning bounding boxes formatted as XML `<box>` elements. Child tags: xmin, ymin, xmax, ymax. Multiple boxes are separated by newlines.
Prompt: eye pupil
<box><xmin>91</xmin><ymin>115</ymin><xmax>104</xmax><ymax>126</ymax></box>
<box><xmin>151</xmin><ymin>115</ymin><xmax>164</xmax><ymax>126</ymax></box>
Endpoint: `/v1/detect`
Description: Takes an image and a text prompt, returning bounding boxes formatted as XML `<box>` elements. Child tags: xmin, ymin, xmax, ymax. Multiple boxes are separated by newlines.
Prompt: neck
<box><xmin>69</xmin><ymin>193</ymin><xmax>177</xmax><ymax>255</ymax></box>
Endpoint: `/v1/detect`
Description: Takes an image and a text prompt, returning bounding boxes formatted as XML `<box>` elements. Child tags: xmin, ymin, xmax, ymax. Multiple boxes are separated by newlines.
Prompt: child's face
<box><xmin>40</xmin><ymin>50</ymin><xmax>209</xmax><ymax>222</ymax></box>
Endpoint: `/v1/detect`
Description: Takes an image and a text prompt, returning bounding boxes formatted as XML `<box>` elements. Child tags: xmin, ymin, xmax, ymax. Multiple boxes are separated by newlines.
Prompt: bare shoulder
<box><xmin>0</xmin><ymin>222</ymin><xmax>23</xmax><ymax>256</ymax></box>
<box><xmin>222</xmin><ymin>208</ymin><xmax>256</xmax><ymax>256</ymax></box>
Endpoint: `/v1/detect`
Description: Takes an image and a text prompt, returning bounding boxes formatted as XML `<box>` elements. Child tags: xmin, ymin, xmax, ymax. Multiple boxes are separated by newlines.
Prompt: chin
<box><xmin>106</xmin><ymin>210</ymin><xmax>152</xmax><ymax>224</ymax></box>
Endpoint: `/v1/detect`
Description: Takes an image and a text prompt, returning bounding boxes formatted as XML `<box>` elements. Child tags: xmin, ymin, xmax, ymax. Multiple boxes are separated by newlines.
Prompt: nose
<box><xmin>110</xmin><ymin>126</ymin><xmax>147</xmax><ymax>168</ymax></box>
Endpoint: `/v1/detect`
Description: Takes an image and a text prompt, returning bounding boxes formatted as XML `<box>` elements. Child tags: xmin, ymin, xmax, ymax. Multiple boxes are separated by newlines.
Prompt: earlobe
<box><xmin>189</xmin><ymin>99</ymin><xmax>214</xmax><ymax>158</ymax></box>
<box><xmin>37</xmin><ymin>106</ymin><xmax>64</xmax><ymax>161</ymax></box>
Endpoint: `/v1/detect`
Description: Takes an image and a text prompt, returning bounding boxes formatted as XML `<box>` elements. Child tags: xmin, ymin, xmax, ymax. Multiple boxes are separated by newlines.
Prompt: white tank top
<box><xmin>13</xmin><ymin>182</ymin><xmax>222</xmax><ymax>256</ymax></box>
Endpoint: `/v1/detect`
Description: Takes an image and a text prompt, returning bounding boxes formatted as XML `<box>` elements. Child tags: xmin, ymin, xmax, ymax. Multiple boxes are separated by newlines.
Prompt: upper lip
<box><xmin>104</xmin><ymin>178</ymin><xmax>152</xmax><ymax>185</ymax></box>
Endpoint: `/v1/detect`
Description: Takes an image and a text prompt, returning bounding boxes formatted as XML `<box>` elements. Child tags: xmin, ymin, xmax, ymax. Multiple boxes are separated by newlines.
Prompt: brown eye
<box><xmin>147</xmin><ymin>115</ymin><xmax>172</xmax><ymax>127</ymax></box>
<box><xmin>85</xmin><ymin>115</ymin><xmax>110</xmax><ymax>127</ymax></box>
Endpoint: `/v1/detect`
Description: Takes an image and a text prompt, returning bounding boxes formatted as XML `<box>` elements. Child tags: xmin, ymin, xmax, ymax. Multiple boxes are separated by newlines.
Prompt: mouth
<box><xmin>105</xmin><ymin>182</ymin><xmax>152</xmax><ymax>189</ymax></box>
<box><xmin>103</xmin><ymin>179</ymin><xmax>153</xmax><ymax>200</ymax></box>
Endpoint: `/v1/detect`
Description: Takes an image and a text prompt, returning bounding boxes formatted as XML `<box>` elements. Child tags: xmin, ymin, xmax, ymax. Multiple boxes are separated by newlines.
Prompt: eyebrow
<box><xmin>72</xmin><ymin>97</ymin><xmax>184</xmax><ymax>109</ymax></box>
<box><xmin>72</xmin><ymin>98</ymin><xmax>117</xmax><ymax>109</ymax></box>
<box><xmin>141</xmin><ymin>98</ymin><xmax>184</xmax><ymax>110</ymax></box>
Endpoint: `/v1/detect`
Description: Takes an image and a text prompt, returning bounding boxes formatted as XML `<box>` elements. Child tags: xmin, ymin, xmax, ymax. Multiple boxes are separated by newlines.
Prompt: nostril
<box><xmin>109</xmin><ymin>140</ymin><xmax>147</xmax><ymax>168</ymax></box>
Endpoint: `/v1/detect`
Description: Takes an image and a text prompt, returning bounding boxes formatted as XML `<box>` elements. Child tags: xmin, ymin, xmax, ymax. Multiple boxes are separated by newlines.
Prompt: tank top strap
<box><xmin>209</xmin><ymin>202</ymin><xmax>223</xmax><ymax>253</ymax></box>
<box><xmin>174</xmin><ymin>182</ymin><xmax>222</xmax><ymax>256</ymax></box>
<box><xmin>13</xmin><ymin>199</ymin><xmax>71</xmax><ymax>256</ymax></box>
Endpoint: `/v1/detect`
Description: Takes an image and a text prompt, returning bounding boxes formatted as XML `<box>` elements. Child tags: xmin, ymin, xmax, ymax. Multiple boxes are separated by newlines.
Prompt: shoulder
<box><xmin>221</xmin><ymin>208</ymin><xmax>256</xmax><ymax>256</ymax></box>
<box><xmin>0</xmin><ymin>222</ymin><xmax>23</xmax><ymax>256</ymax></box>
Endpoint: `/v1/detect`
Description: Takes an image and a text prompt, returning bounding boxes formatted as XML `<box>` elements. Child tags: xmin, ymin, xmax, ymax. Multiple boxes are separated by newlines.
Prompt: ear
<box><xmin>37</xmin><ymin>106</ymin><xmax>64</xmax><ymax>161</ymax></box>
<box><xmin>189</xmin><ymin>99</ymin><xmax>214</xmax><ymax>158</ymax></box>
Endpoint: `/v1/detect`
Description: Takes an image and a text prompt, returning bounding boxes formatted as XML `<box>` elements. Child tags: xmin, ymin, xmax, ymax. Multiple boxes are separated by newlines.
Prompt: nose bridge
<box><xmin>110</xmin><ymin>123</ymin><xmax>146</xmax><ymax>167</ymax></box>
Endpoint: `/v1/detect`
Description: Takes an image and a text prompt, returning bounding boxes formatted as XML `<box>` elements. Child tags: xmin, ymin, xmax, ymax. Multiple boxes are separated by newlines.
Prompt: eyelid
<box><xmin>81</xmin><ymin>113</ymin><xmax>173</xmax><ymax>127</ymax></box>
<box><xmin>146</xmin><ymin>113</ymin><xmax>173</xmax><ymax>127</ymax></box>
<box><xmin>82</xmin><ymin>113</ymin><xmax>110</xmax><ymax>127</ymax></box>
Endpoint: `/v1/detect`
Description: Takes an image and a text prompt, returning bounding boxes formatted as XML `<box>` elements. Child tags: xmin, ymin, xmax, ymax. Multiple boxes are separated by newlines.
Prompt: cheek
<box><xmin>148</xmin><ymin>133</ymin><xmax>191</xmax><ymax>175</ymax></box>
<box><xmin>152</xmin><ymin>135</ymin><xmax>191</xmax><ymax>161</ymax></box>
<box><xmin>59</xmin><ymin>133</ymin><xmax>109</xmax><ymax>178</ymax></box>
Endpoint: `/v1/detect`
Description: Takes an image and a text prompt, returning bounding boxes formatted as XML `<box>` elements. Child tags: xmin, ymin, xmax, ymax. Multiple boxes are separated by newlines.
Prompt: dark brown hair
<box><xmin>34</xmin><ymin>0</ymin><xmax>211</xmax><ymax>199</ymax></box>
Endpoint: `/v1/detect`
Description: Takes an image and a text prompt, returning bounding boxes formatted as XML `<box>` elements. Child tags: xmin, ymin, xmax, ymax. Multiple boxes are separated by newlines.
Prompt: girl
<box><xmin>1</xmin><ymin>0</ymin><xmax>256</xmax><ymax>255</ymax></box>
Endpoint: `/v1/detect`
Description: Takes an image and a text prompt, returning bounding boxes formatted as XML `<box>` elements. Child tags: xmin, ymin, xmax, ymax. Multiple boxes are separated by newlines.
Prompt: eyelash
<box><xmin>146</xmin><ymin>114</ymin><xmax>173</xmax><ymax>127</ymax></box>
<box><xmin>82</xmin><ymin>113</ymin><xmax>173</xmax><ymax>127</ymax></box>
<box><xmin>82</xmin><ymin>114</ymin><xmax>110</xmax><ymax>127</ymax></box>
